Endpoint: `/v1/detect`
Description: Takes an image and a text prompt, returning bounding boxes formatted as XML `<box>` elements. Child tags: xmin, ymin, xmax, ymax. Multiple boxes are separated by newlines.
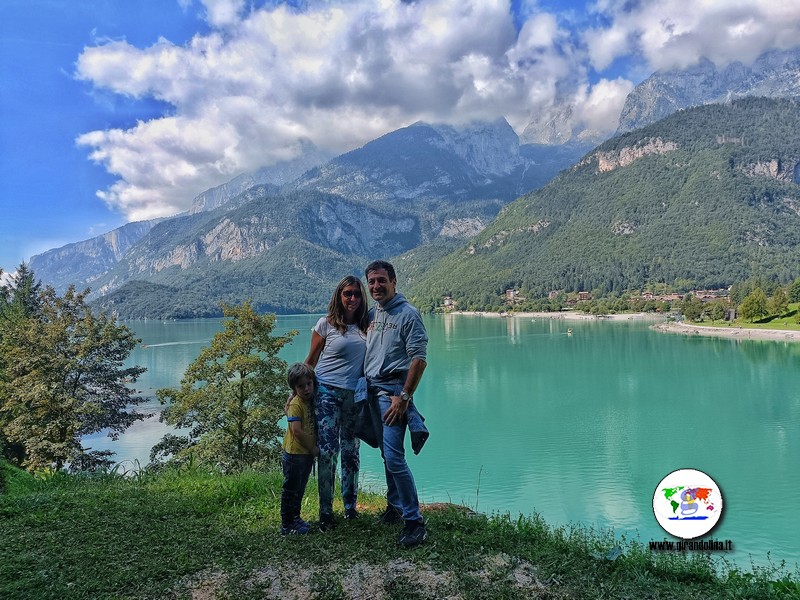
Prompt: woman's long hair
<box><xmin>327</xmin><ymin>275</ymin><xmax>369</xmax><ymax>334</ymax></box>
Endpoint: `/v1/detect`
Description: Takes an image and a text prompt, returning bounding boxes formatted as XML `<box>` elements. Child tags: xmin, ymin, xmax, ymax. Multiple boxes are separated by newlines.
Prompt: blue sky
<box><xmin>2</xmin><ymin>0</ymin><xmax>800</xmax><ymax>274</ymax></box>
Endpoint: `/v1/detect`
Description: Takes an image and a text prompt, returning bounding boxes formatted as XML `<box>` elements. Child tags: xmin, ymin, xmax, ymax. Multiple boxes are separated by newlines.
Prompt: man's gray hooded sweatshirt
<box><xmin>365</xmin><ymin>292</ymin><xmax>427</xmax><ymax>383</ymax></box>
<box><xmin>360</xmin><ymin>292</ymin><xmax>429</xmax><ymax>453</ymax></box>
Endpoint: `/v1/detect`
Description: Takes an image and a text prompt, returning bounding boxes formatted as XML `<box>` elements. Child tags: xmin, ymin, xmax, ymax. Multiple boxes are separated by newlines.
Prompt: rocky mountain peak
<box><xmin>428</xmin><ymin>118</ymin><xmax>521</xmax><ymax>176</ymax></box>
<box><xmin>617</xmin><ymin>47</ymin><xmax>800</xmax><ymax>133</ymax></box>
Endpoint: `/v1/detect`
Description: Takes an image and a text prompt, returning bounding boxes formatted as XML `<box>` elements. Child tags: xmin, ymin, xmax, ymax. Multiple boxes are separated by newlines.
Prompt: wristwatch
<box><xmin>400</xmin><ymin>391</ymin><xmax>412</xmax><ymax>403</ymax></box>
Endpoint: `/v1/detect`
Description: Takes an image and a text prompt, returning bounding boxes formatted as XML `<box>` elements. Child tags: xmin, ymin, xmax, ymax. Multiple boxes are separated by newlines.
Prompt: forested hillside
<box><xmin>407</xmin><ymin>98</ymin><xmax>800</xmax><ymax>310</ymax></box>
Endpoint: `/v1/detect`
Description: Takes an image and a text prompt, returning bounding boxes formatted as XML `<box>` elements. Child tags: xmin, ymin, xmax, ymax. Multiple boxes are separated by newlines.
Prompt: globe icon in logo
<box><xmin>653</xmin><ymin>468</ymin><xmax>723</xmax><ymax>539</ymax></box>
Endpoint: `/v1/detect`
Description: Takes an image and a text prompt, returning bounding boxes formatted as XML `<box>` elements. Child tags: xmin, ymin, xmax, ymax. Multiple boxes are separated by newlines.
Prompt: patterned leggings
<box><xmin>316</xmin><ymin>383</ymin><xmax>361</xmax><ymax>516</ymax></box>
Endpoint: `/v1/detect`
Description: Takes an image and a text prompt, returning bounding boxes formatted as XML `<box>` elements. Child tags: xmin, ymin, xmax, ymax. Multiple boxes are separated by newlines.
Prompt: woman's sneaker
<box><xmin>280</xmin><ymin>517</ymin><xmax>311</xmax><ymax>535</ymax></box>
<box><xmin>344</xmin><ymin>508</ymin><xmax>359</xmax><ymax>520</ymax></box>
<box><xmin>398</xmin><ymin>519</ymin><xmax>427</xmax><ymax>547</ymax></box>
<box><xmin>319</xmin><ymin>513</ymin><xmax>337</xmax><ymax>532</ymax></box>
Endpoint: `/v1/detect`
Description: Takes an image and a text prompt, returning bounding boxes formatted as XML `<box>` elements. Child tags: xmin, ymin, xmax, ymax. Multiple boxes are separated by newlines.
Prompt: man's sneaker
<box><xmin>378</xmin><ymin>505</ymin><xmax>403</xmax><ymax>525</ymax></box>
<box><xmin>398</xmin><ymin>520</ymin><xmax>427</xmax><ymax>547</ymax></box>
<box><xmin>344</xmin><ymin>508</ymin><xmax>360</xmax><ymax>520</ymax></box>
<box><xmin>319</xmin><ymin>513</ymin><xmax>337</xmax><ymax>532</ymax></box>
<box><xmin>280</xmin><ymin>517</ymin><xmax>311</xmax><ymax>535</ymax></box>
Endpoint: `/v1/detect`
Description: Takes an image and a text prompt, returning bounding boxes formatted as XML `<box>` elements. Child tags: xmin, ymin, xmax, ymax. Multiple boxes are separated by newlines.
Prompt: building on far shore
<box><xmin>505</xmin><ymin>289</ymin><xmax>525</xmax><ymax>305</ymax></box>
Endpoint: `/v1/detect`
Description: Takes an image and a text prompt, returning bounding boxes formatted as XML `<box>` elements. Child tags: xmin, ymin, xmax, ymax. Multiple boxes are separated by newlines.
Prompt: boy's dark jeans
<box><xmin>281</xmin><ymin>451</ymin><xmax>314</xmax><ymax>527</ymax></box>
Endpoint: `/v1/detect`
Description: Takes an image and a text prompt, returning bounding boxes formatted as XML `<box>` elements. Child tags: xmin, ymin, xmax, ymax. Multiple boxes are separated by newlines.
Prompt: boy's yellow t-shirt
<box><xmin>283</xmin><ymin>396</ymin><xmax>315</xmax><ymax>455</ymax></box>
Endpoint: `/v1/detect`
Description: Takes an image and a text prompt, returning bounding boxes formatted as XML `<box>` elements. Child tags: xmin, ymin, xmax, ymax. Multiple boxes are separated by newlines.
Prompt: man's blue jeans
<box><xmin>375</xmin><ymin>389</ymin><xmax>422</xmax><ymax>523</ymax></box>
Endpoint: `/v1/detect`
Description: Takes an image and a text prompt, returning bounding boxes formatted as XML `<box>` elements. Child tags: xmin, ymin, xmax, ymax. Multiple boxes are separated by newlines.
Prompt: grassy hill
<box><xmin>408</xmin><ymin>98</ymin><xmax>800</xmax><ymax>311</ymax></box>
<box><xmin>1</xmin><ymin>459</ymin><xmax>797</xmax><ymax>599</ymax></box>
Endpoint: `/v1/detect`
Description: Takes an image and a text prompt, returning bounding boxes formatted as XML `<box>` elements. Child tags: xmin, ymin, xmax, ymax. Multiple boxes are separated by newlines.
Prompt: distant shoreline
<box><xmin>447</xmin><ymin>310</ymin><xmax>800</xmax><ymax>342</ymax></box>
<box><xmin>448</xmin><ymin>310</ymin><xmax>659</xmax><ymax>321</ymax></box>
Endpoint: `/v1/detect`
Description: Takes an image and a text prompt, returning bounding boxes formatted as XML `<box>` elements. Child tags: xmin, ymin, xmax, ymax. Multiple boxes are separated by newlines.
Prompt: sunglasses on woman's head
<box><xmin>343</xmin><ymin>290</ymin><xmax>362</xmax><ymax>298</ymax></box>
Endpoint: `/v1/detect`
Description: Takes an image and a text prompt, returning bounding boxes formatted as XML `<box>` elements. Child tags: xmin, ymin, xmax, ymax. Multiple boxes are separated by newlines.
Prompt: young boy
<box><xmin>281</xmin><ymin>362</ymin><xmax>320</xmax><ymax>535</ymax></box>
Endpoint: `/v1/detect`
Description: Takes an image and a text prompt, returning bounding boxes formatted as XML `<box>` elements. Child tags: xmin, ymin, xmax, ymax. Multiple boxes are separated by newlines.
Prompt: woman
<box><xmin>305</xmin><ymin>275</ymin><xmax>369</xmax><ymax>530</ymax></box>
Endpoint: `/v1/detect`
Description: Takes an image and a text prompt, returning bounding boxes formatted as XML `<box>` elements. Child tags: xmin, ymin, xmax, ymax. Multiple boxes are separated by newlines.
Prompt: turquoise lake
<box><xmin>83</xmin><ymin>314</ymin><xmax>800</xmax><ymax>570</ymax></box>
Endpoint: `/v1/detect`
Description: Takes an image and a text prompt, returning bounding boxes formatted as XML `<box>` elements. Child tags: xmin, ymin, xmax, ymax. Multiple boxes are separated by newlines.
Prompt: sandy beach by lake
<box><xmin>651</xmin><ymin>320</ymin><xmax>800</xmax><ymax>342</ymax></box>
<box><xmin>449</xmin><ymin>310</ymin><xmax>800</xmax><ymax>342</ymax></box>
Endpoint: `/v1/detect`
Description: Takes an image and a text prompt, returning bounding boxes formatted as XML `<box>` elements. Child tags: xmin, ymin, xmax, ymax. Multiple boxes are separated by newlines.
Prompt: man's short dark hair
<box><xmin>365</xmin><ymin>260</ymin><xmax>396</xmax><ymax>281</ymax></box>
<box><xmin>287</xmin><ymin>362</ymin><xmax>317</xmax><ymax>391</ymax></box>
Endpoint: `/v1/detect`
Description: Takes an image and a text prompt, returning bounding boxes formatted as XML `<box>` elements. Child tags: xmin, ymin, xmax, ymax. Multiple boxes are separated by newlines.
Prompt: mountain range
<box><xmin>408</xmin><ymin>97</ymin><xmax>800</xmax><ymax>311</ymax></box>
<box><xmin>617</xmin><ymin>48</ymin><xmax>800</xmax><ymax>133</ymax></box>
<box><xmin>27</xmin><ymin>47</ymin><xmax>800</xmax><ymax>318</ymax></box>
<box><xmin>29</xmin><ymin>119</ymin><xmax>590</xmax><ymax>318</ymax></box>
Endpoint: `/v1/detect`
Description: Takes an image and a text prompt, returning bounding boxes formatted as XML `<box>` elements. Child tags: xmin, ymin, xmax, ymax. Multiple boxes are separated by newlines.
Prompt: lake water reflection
<box><xmin>83</xmin><ymin>314</ymin><xmax>800</xmax><ymax>569</ymax></box>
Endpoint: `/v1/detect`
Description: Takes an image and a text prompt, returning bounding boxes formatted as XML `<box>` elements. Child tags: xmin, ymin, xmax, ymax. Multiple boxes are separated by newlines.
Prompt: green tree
<box><xmin>0</xmin><ymin>265</ymin><xmax>43</xmax><ymax>463</ymax></box>
<box><xmin>709</xmin><ymin>301</ymin><xmax>726</xmax><ymax>322</ymax></box>
<box><xmin>738</xmin><ymin>288</ymin><xmax>768</xmax><ymax>322</ymax></box>
<box><xmin>0</xmin><ymin>285</ymin><xmax>146</xmax><ymax>471</ymax></box>
<box><xmin>0</xmin><ymin>263</ymin><xmax>42</xmax><ymax>323</ymax></box>
<box><xmin>768</xmin><ymin>287</ymin><xmax>789</xmax><ymax>317</ymax></box>
<box><xmin>152</xmin><ymin>302</ymin><xmax>297</xmax><ymax>470</ymax></box>
<box><xmin>680</xmin><ymin>294</ymin><xmax>704</xmax><ymax>322</ymax></box>
<box><xmin>1</xmin><ymin>264</ymin><xmax>43</xmax><ymax>388</ymax></box>
<box><xmin>788</xmin><ymin>277</ymin><xmax>800</xmax><ymax>303</ymax></box>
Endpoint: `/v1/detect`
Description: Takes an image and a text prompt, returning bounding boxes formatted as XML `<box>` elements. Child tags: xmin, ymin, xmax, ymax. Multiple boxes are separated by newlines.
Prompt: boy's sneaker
<box><xmin>344</xmin><ymin>508</ymin><xmax>359</xmax><ymax>520</ymax></box>
<box><xmin>319</xmin><ymin>513</ymin><xmax>337</xmax><ymax>532</ymax></box>
<box><xmin>378</xmin><ymin>505</ymin><xmax>403</xmax><ymax>525</ymax></box>
<box><xmin>280</xmin><ymin>517</ymin><xmax>311</xmax><ymax>535</ymax></box>
<box><xmin>398</xmin><ymin>519</ymin><xmax>427</xmax><ymax>547</ymax></box>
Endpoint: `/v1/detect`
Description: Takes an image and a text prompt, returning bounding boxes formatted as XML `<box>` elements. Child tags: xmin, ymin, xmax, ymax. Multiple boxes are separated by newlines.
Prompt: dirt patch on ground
<box><xmin>184</xmin><ymin>553</ymin><xmax>557</xmax><ymax>599</ymax></box>
<box><xmin>185</xmin><ymin>571</ymin><xmax>228</xmax><ymax>600</ymax></box>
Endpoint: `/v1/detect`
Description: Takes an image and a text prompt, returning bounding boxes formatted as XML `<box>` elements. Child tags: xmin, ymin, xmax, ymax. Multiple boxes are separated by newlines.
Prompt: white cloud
<box><xmin>573</xmin><ymin>77</ymin><xmax>635</xmax><ymax>134</ymax></box>
<box><xmin>200</xmin><ymin>0</ymin><xmax>246</xmax><ymax>29</ymax></box>
<box><xmin>589</xmin><ymin>0</ymin><xmax>800</xmax><ymax>71</ymax></box>
<box><xmin>74</xmin><ymin>0</ymin><xmax>800</xmax><ymax>222</ymax></box>
<box><xmin>75</xmin><ymin>0</ymin><xmax>577</xmax><ymax>219</ymax></box>
<box><xmin>584</xmin><ymin>23</ymin><xmax>631</xmax><ymax>71</ymax></box>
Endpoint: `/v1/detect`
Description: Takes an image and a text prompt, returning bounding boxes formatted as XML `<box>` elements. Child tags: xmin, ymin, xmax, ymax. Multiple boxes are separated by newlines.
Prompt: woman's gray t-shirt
<box><xmin>313</xmin><ymin>317</ymin><xmax>366</xmax><ymax>391</ymax></box>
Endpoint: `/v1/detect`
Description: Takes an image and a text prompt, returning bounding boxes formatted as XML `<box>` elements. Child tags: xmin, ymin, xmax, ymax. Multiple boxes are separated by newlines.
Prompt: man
<box><xmin>364</xmin><ymin>260</ymin><xmax>428</xmax><ymax>547</ymax></box>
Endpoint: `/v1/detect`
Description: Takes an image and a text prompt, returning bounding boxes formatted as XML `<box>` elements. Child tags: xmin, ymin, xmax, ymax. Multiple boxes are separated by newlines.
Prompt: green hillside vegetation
<box><xmin>2</xmin><ymin>462</ymin><xmax>798</xmax><ymax>600</ymax></box>
<box><xmin>97</xmin><ymin>239</ymin><xmax>366</xmax><ymax>319</ymax></box>
<box><xmin>408</xmin><ymin>98</ymin><xmax>800</xmax><ymax>311</ymax></box>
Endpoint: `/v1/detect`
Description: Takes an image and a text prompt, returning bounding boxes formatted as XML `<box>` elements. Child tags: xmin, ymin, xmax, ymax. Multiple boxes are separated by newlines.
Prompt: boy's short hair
<box><xmin>287</xmin><ymin>362</ymin><xmax>317</xmax><ymax>390</ymax></box>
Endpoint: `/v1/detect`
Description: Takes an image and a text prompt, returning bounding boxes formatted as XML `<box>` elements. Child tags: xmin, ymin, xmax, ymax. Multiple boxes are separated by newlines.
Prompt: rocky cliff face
<box><xmin>617</xmin><ymin>48</ymin><xmax>800</xmax><ymax>133</ymax></box>
<box><xmin>430</xmin><ymin>119</ymin><xmax>521</xmax><ymax>176</ymax></box>
<box><xmin>579</xmin><ymin>138</ymin><xmax>679</xmax><ymax>173</ymax></box>
<box><xmin>89</xmin><ymin>189</ymin><xmax>427</xmax><ymax>298</ymax></box>
<box><xmin>520</xmin><ymin>103</ymin><xmax>576</xmax><ymax>145</ymax></box>
<box><xmin>29</xmin><ymin>220</ymin><xmax>160</xmax><ymax>293</ymax></box>
<box><xmin>739</xmin><ymin>158</ymin><xmax>800</xmax><ymax>183</ymax></box>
